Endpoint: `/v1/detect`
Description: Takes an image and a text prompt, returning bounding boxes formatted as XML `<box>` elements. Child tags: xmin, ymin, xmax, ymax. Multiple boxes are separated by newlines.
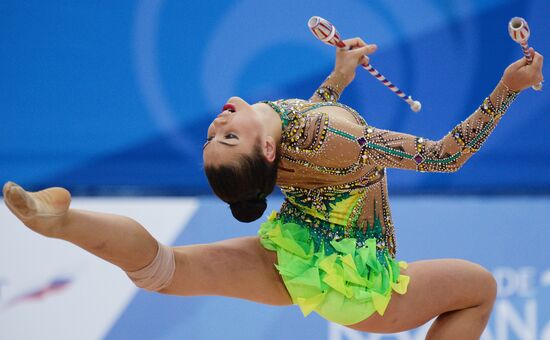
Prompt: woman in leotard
<box><xmin>3</xmin><ymin>38</ymin><xmax>543</xmax><ymax>338</ymax></box>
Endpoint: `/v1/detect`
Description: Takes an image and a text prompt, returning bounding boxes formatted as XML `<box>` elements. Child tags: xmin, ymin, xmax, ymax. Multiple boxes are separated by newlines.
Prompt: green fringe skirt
<box><xmin>258</xmin><ymin>211</ymin><xmax>410</xmax><ymax>325</ymax></box>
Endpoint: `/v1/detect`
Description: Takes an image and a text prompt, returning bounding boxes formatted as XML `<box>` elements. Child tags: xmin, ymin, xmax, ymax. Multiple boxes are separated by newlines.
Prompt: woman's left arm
<box><xmin>310</xmin><ymin>38</ymin><xmax>377</xmax><ymax>102</ymax></box>
<box><xmin>360</xmin><ymin>81</ymin><xmax>520</xmax><ymax>172</ymax></box>
<box><xmin>361</xmin><ymin>51</ymin><xmax>543</xmax><ymax>172</ymax></box>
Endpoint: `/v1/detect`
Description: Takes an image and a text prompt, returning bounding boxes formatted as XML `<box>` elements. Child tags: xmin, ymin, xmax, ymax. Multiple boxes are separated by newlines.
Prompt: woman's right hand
<box><xmin>501</xmin><ymin>48</ymin><xmax>544</xmax><ymax>91</ymax></box>
<box><xmin>333</xmin><ymin>37</ymin><xmax>378</xmax><ymax>88</ymax></box>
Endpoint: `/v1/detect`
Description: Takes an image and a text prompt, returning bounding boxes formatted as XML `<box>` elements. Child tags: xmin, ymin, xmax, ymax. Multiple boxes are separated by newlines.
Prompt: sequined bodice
<box><xmin>264</xmin><ymin>99</ymin><xmax>397</xmax><ymax>256</ymax></box>
<box><xmin>263</xmin><ymin>82</ymin><xmax>518</xmax><ymax>258</ymax></box>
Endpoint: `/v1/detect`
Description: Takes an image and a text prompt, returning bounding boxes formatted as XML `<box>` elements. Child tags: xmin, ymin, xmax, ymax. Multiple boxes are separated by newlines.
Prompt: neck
<box><xmin>253</xmin><ymin>102</ymin><xmax>282</xmax><ymax>144</ymax></box>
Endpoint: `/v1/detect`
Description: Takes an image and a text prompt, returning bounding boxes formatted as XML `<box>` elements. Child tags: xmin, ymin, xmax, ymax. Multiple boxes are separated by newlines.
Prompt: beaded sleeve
<box><xmin>309</xmin><ymin>70</ymin><xmax>348</xmax><ymax>103</ymax></box>
<box><xmin>360</xmin><ymin>81</ymin><xmax>520</xmax><ymax>172</ymax></box>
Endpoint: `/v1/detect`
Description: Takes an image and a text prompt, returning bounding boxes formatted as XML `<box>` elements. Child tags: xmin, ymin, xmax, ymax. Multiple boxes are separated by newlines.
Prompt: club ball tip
<box><xmin>308</xmin><ymin>17</ymin><xmax>320</xmax><ymax>29</ymax></box>
<box><xmin>411</xmin><ymin>101</ymin><xmax>422</xmax><ymax>112</ymax></box>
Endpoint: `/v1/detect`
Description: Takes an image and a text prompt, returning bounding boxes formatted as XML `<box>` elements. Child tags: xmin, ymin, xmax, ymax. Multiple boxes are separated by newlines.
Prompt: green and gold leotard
<box><xmin>257</xmin><ymin>78</ymin><xmax>519</xmax><ymax>325</ymax></box>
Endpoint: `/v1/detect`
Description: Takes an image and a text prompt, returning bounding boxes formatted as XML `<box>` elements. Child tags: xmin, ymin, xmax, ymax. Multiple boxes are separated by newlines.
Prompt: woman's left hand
<box><xmin>501</xmin><ymin>48</ymin><xmax>544</xmax><ymax>92</ymax></box>
<box><xmin>333</xmin><ymin>37</ymin><xmax>378</xmax><ymax>87</ymax></box>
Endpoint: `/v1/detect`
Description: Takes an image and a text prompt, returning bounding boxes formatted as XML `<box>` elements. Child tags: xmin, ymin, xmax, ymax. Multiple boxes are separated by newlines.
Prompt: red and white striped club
<box><xmin>508</xmin><ymin>17</ymin><xmax>542</xmax><ymax>91</ymax></box>
<box><xmin>308</xmin><ymin>16</ymin><xmax>422</xmax><ymax>112</ymax></box>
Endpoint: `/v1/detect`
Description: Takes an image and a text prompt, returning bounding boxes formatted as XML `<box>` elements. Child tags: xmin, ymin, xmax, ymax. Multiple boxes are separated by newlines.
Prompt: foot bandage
<box><xmin>125</xmin><ymin>241</ymin><xmax>175</xmax><ymax>292</ymax></box>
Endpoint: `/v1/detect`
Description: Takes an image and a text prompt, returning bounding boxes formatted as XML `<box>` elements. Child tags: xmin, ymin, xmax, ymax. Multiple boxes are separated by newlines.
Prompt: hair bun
<box><xmin>229</xmin><ymin>197</ymin><xmax>267</xmax><ymax>223</ymax></box>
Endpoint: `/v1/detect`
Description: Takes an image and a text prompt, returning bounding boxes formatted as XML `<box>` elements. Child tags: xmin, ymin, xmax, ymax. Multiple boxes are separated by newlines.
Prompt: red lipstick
<box><xmin>222</xmin><ymin>103</ymin><xmax>236</xmax><ymax>112</ymax></box>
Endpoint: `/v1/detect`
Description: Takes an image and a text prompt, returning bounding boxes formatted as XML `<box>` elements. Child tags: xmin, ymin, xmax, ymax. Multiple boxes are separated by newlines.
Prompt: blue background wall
<box><xmin>1</xmin><ymin>2</ymin><xmax>549</xmax><ymax>338</ymax></box>
<box><xmin>1</xmin><ymin>0</ymin><xmax>548</xmax><ymax>195</ymax></box>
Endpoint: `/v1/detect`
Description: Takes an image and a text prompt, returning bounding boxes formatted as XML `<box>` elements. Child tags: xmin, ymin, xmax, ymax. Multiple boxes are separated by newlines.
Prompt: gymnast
<box><xmin>3</xmin><ymin>34</ymin><xmax>543</xmax><ymax>338</ymax></box>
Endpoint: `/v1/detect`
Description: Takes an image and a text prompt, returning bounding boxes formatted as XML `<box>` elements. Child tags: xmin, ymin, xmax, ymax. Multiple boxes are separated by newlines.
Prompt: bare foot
<box><xmin>3</xmin><ymin>182</ymin><xmax>71</xmax><ymax>238</ymax></box>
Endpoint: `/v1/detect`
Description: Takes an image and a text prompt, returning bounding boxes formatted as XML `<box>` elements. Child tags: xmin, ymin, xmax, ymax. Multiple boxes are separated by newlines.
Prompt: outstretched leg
<box><xmin>3</xmin><ymin>181</ymin><xmax>159</xmax><ymax>271</ymax></box>
<box><xmin>2</xmin><ymin>182</ymin><xmax>292</xmax><ymax>305</ymax></box>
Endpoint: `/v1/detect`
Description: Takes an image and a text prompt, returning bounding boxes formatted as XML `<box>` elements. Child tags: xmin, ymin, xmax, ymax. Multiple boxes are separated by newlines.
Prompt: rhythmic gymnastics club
<box><xmin>308</xmin><ymin>16</ymin><xmax>422</xmax><ymax>112</ymax></box>
<box><xmin>508</xmin><ymin>17</ymin><xmax>543</xmax><ymax>91</ymax></box>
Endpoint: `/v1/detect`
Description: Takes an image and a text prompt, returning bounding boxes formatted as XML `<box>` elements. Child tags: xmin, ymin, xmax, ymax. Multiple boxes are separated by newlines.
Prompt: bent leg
<box><xmin>161</xmin><ymin>236</ymin><xmax>293</xmax><ymax>306</ymax></box>
<box><xmin>347</xmin><ymin>259</ymin><xmax>496</xmax><ymax>339</ymax></box>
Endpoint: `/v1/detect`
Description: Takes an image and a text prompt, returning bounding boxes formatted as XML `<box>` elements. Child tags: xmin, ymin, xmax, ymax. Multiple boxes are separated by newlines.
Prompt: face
<box><xmin>203</xmin><ymin>97</ymin><xmax>265</xmax><ymax>167</ymax></box>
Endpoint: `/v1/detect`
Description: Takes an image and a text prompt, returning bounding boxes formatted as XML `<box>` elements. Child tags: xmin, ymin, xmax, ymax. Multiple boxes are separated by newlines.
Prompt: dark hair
<box><xmin>205</xmin><ymin>144</ymin><xmax>280</xmax><ymax>223</ymax></box>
